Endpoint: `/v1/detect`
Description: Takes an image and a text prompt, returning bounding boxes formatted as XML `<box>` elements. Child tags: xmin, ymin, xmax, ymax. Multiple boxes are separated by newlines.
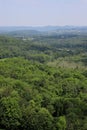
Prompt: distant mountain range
<box><xmin>0</xmin><ymin>26</ymin><xmax>87</xmax><ymax>32</ymax></box>
<box><xmin>0</xmin><ymin>26</ymin><xmax>87</xmax><ymax>37</ymax></box>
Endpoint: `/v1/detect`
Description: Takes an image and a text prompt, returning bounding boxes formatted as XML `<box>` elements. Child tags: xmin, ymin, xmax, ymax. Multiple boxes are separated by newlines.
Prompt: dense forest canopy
<box><xmin>0</xmin><ymin>28</ymin><xmax>87</xmax><ymax>130</ymax></box>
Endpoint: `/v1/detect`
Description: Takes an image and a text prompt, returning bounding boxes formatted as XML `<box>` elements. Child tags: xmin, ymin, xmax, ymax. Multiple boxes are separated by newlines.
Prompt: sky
<box><xmin>0</xmin><ymin>0</ymin><xmax>87</xmax><ymax>26</ymax></box>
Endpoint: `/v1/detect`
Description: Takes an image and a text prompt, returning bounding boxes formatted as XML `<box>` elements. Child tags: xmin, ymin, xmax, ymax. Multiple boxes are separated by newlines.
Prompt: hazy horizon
<box><xmin>0</xmin><ymin>0</ymin><xmax>87</xmax><ymax>26</ymax></box>
<box><xmin>0</xmin><ymin>25</ymin><xmax>87</xmax><ymax>27</ymax></box>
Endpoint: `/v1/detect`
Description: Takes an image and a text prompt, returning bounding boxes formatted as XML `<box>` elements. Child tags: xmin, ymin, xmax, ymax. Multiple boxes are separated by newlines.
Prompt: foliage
<box><xmin>0</xmin><ymin>34</ymin><xmax>87</xmax><ymax>130</ymax></box>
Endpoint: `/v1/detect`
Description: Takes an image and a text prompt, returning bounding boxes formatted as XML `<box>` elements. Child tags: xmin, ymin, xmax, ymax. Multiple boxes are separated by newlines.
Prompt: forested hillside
<box><xmin>0</xmin><ymin>33</ymin><xmax>87</xmax><ymax>130</ymax></box>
